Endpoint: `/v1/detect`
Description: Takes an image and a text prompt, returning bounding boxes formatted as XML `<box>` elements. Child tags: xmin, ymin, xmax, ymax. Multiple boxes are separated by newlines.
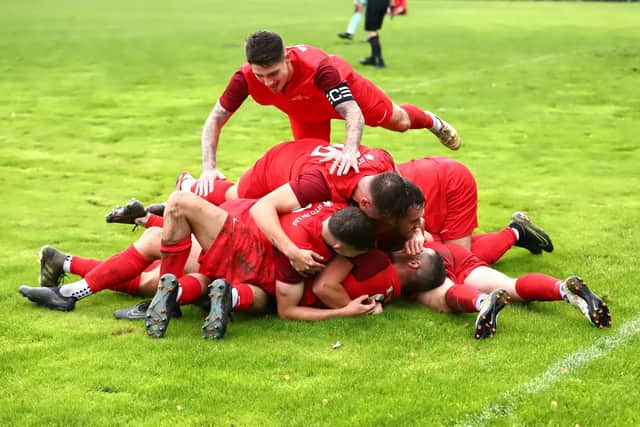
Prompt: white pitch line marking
<box><xmin>455</xmin><ymin>315</ymin><xmax>640</xmax><ymax>427</ymax></box>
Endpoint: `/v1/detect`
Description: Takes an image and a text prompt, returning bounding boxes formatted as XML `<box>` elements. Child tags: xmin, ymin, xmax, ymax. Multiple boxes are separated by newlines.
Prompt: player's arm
<box><xmin>316</xmin><ymin>60</ymin><xmax>364</xmax><ymax>176</ymax></box>
<box><xmin>276</xmin><ymin>280</ymin><xmax>375</xmax><ymax>321</ymax></box>
<box><xmin>334</xmin><ymin>99</ymin><xmax>364</xmax><ymax>153</ymax></box>
<box><xmin>197</xmin><ymin>70</ymin><xmax>249</xmax><ymax>196</ymax></box>
<box><xmin>250</xmin><ymin>183</ymin><xmax>326</xmax><ymax>274</ymax></box>
<box><xmin>311</xmin><ymin>255</ymin><xmax>353</xmax><ymax>308</ymax></box>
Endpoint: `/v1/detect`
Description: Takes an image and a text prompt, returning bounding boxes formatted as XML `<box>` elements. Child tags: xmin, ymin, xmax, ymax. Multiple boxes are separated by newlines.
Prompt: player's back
<box><xmin>236</xmin><ymin>138</ymin><xmax>396</xmax><ymax>201</ymax></box>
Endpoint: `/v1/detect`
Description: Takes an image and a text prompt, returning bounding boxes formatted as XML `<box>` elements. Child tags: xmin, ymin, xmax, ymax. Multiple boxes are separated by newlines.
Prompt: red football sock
<box><xmin>84</xmin><ymin>245</ymin><xmax>153</xmax><ymax>293</ymax></box>
<box><xmin>515</xmin><ymin>273</ymin><xmax>562</xmax><ymax>301</ymax></box>
<box><xmin>400</xmin><ymin>104</ymin><xmax>434</xmax><ymax>129</ymax></box>
<box><xmin>200</xmin><ymin>178</ymin><xmax>235</xmax><ymax>205</ymax></box>
<box><xmin>160</xmin><ymin>237</ymin><xmax>192</xmax><ymax>277</ymax></box>
<box><xmin>69</xmin><ymin>256</ymin><xmax>101</xmax><ymax>277</ymax></box>
<box><xmin>145</xmin><ymin>214</ymin><xmax>164</xmax><ymax>228</ymax></box>
<box><xmin>111</xmin><ymin>276</ymin><xmax>142</xmax><ymax>295</ymax></box>
<box><xmin>177</xmin><ymin>274</ymin><xmax>204</xmax><ymax>304</ymax></box>
<box><xmin>471</xmin><ymin>228</ymin><xmax>517</xmax><ymax>265</ymax></box>
<box><xmin>445</xmin><ymin>284</ymin><xmax>482</xmax><ymax>313</ymax></box>
<box><xmin>233</xmin><ymin>283</ymin><xmax>254</xmax><ymax>311</ymax></box>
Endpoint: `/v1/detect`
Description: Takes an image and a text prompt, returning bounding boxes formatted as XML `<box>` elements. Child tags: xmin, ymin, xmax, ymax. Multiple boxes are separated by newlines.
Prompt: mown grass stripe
<box><xmin>456</xmin><ymin>316</ymin><xmax>640</xmax><ymax>427</ymax></box>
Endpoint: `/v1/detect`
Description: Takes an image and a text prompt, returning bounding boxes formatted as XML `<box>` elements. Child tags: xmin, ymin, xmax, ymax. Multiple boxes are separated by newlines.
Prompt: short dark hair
<box><xmin>328</xmin><ymin>207</ymin><xmax>376</xmax><ymax>252</ymax></box>
<box><xmin>245</xmin><ymin>30</ymin><xmax>285</xmax><ymax>66</ymax></box>
<box><xmin>395</xmin><ymin>250</ymin><xmax>446</xmax><ymax>294</ymax></box>
<box><xmin>370</xmin><ymin>173</ymin><xmax>425</xmax><ymax>219</ymax></box>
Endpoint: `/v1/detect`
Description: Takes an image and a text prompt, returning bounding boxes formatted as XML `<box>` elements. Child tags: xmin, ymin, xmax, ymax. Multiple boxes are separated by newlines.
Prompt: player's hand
<box><xmin>195</xmin><ymin>168</ymin><xmax>225</xmax><ymax>197</ymax></box>
<box><xmin>404</xmin><ymin>228</ymin><xmax>425</xmax><ymax>256</ymax></box>
<box><xmin>368</xmin><ymin>301</ymin><xmax>384</xmax><ymax>315</ymax></box>
<box><xmin>320</xmin><ymin>148</ymin><xmax>360</xmax><ymax>176</ymax></box>
<box><xmin>289</xmin><ymin>248</ymin><xmax>325</xmax><ymax>276</ymax></box>
<box><xmin>345</xmin><ymin>295</ymin><xmax>377</xmax><ymax>316</ymax></box>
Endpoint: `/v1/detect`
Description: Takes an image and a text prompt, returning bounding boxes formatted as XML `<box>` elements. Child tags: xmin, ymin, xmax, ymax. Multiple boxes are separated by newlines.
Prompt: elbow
<box><xmin>277</xmin><ymin>306</ymin><xmax>294</xmax><ymax>320</ymax></box>
<box><xmin>312</xmin><ymin>280</ymin><xmax>329</xmax><ymax>296</ymax></box>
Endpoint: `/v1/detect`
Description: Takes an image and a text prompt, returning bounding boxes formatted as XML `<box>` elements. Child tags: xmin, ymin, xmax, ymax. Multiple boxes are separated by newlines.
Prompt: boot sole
<box><xmin>474</xmin><ymin>289</ymin><xmax>510</xmax><ymax>339</ymax></box>
<box><xmin>145</xmin><ymin>274</ymin><xmax>178</xmax><ymax>338</ymax></box>
<box><xmin>566</xmin><ymin>276</ymin><xmax>611</xmax><ymax>328</ymax></box>
<box><xmin>202</xmin><ymin>279</ymin><xmax>232</xmax><ymax>340</ymax></box>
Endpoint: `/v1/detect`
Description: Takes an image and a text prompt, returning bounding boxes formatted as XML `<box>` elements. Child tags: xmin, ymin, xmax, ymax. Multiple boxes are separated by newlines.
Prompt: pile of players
<box><xmin>19</xmin><ymin>30</ymin><xmax>611</xmax><ymax>340</ymax></box>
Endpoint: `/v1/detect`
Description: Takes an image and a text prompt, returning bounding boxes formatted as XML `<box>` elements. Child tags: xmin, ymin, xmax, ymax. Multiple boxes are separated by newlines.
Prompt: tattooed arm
<box><xmin>196</xmin><ymin>100</ymin><xmax>233</xmax><ymax>196</ymax></box>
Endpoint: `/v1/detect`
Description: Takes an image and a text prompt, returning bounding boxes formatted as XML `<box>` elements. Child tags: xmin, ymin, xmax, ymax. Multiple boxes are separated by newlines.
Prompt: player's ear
<box><xmin>358</xmin><ymin>197</ymin><xmax>371</xmax><ymax>210</ymax></box>
<box><xmin>408</xmin><ymin>258</ymin><xmax>421</xmax><ymax>270</ymax></box>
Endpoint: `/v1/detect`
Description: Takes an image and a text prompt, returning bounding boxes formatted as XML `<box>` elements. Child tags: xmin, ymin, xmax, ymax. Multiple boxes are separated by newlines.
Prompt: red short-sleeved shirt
<box><xmin>218</xmin><ymin>44</ymin><xmax>395</xmax><ymax>138</ymax></box>
<box><xmin>299</xmin><ymin>249</ymin><xmax>402</xmax><ymax>307</ymax></box>
<box><xmin>274</xmin><ymin>201</ymin><xmax>347</xmax><ymax>283</ymax></box>
<box><xmin>236</xmin><ymin>138</ymin><xmax>396</xmax><ymax>204</ymax></box>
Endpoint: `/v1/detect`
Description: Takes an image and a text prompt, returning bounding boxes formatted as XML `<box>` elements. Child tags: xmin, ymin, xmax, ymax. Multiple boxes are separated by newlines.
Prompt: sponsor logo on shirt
<box><xmin>291</xmin><ymin>201</ymin><xmax>333</xmax><ymax>227</ymax></box>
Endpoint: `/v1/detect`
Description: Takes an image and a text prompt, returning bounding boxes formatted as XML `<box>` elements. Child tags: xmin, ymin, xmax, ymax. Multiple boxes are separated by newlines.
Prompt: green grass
<box><xmin>2</xmin><ymin>0</ymin><xmax>640</xmax><ymax>425</ymax></box>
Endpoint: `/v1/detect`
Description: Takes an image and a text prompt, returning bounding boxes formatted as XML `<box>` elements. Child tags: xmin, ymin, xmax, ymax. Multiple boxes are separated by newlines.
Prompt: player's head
<box><xmin>324</xmin><ymin>207</ymin><xmax>376</xmax><ymax>258</ymax></box>
<box><xmin>245</xmin><ymin>30</ymin><xmax>291</xmax><ymax>93</ymax></box>
<box><xmin>364</xmin><ymin>173</ymin><xmax>425</xmax><ymax>238</ymax></box>
<box><xmin>390</xmin><ymin>247</ymin><xmax>446</xmax><ymax>294</ymax></box>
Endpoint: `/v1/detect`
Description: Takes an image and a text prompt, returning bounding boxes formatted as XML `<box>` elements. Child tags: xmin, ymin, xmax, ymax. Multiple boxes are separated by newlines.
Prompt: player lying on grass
<box><xmin>175</xmin><ymin>139</ymin><xmax>553</xmax><ymax>258</ymax></box>
<box><xmin>110</xmin><ymin>142</ymin><xmax>553</xmax><ymax>268</ymax></box>
<box><xmin>23</xmin><ymin>191</ymin><xmax>569</xmax><ymax>341</ymax></box>
<box><xmin>390</xmin><ymin>242</ymin><xmax>612</xmax><ymax>339</ymax></box>
<box><xmin>127</xmin><ymin>141</ymin><xmax>427</xmax><ymax>271</ymax></box>
<box><xmin>195</xmin><ymin>29</ymin><xmax>460</xmax><ymax>194</ymax></box>
<box><xmin>19</xmin><ymin>194</ymin><xmax>395</xmax><ymax>338</ymax></box>
<box><xmin>309</xmin><ymin>238</ymin><xmax>611</xmax><ymax>339</ymax></box>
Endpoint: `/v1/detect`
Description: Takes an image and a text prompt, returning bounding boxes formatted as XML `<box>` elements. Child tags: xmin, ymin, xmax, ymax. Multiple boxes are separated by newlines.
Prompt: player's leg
<box><xmin>466</xmin><ymin>267</ymin><xmax>611</xmax><ymax>328</ymax></box>
<box><xmin>19</xmin><ymin>227</ymin><xmax>165</xmax><ymax>311</ymax></box>
<box><xmin>415</xmin><ymin>278</ymin><xmax>510</xmax><ymax>339</ymax></box>
<box><xmin>464</xmin><ymin>266</ymin><xmax>519</xmax><ymax>299</ymax></box>
<box><xmin>437</xmin><ymin>160</ymin><xmax>478</xmax><ymax>249</ymax></box>
<box><xmin>338</xmin><ymin>1</ymin><xmax>364</xmax><ymax>40</ymax></box>
<box><xmin>175</xmin><ymin>171</ymin><xmax>235</xmax><ymax>205</ymax></box>
<box><xmin>471</xmin><ymin>212</ymin><xmax>553</xmax><ymax>264</ymax></box>
<box><xmin>145</xmin><ymin>272</ymin><xmax>210</xmax><ymax>338</ymax></box>
<box><xmin>360</xmin><ymin>0</ymin><xmax>387</xmax><ymax>67</ymax></box>
<box><xmin>159</xmin><ymin>190</ymin><xmax>228</xmax><ymax>279</ymax></box>
<box><xmin>202</xmin><ymin>281</ymin><xmax>271</xmax><ymax>340</ymax></box>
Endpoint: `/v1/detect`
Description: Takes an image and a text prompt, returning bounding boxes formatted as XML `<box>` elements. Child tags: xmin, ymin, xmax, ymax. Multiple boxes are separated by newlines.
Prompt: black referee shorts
<box><xmin>365</xmin><ymin>0</ymin><xmax>389</xmax><ymax>31</ymax></box>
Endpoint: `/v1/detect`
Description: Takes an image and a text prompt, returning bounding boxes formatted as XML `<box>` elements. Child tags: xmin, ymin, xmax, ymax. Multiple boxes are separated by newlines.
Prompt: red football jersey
<box><xmin>240</xmin><ymin>45</ymin><xmax>355</xmax><ymax>125</ymax></box>
<box><xmin>299</xmin><ymin>249</ymin><xmax>402</xmax><ymax>307</ymax></box>
<box><xmin>236</xmin><ymin>138</ymin><xmax>396</xmax><ymax>203</ymax></box>
<box><xmin>275</xmin><ymin>201</ymin><xmax>347</xmax><ymax>283</ymax></box>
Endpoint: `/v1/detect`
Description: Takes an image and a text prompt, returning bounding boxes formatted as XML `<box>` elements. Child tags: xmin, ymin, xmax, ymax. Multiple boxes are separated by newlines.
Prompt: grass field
<box><xmin>2</xmin><ymin>0</ymin><xmax>640</xmax><ymax>425</ymax></box>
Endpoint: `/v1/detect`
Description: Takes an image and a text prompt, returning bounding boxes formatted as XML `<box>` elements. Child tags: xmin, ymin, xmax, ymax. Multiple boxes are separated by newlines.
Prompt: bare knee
<box><xmin>134</xmin><ymin>227</ymin><xmax>163</xmax><ymax>258</ymax></box>
<box><xmin>385</xmin><ymin>106</ymin><xmax>411</xmax><ymax>132</ymax></box>
<box><xmin>165</xmin><ymin>190</ymin><xmax>197</xmax><ymax>218</ymax></box>
<box><xmin>225</xmin><ymin>184</ymin><xmax>238</xmax><ymax>200</ymax></box>
<box><xmin>138</xmin><ymin>270</ymin><xmax>160</xmax><ymax>296</ymax></box>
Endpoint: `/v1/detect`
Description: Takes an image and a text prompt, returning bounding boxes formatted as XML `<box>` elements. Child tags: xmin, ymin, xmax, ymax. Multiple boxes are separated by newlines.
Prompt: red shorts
<box><xmin>351</xmin><ymin>75</ymin><xmax>394</xmax><ymax>127</ymax></box>
<box><xmin>429</xmin><ymin>242</ymin><xmax>487</xmax><ymax>284</ymax></box>
<box><xmin>400</xmin><ymin>157</ymin><xmax>478</xmax><ymax>241</ymax></box>
<box><xmin>287</xmin><ymin>70</ymin><xmax>394</xmax><ymax>139</ymax></box>
<box><xmin>197</xmin><ymin>215</ymin><xmax>275</xmax><ymax>295</ymax></box>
